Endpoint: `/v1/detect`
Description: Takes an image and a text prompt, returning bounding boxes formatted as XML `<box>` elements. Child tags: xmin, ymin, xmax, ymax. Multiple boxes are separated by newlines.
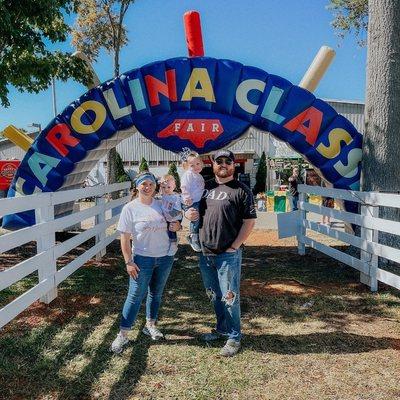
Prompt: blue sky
<box><xmin>1</xmin><ymin>0</ymin><xmax>367</xmax><ymax>132</ymax></box>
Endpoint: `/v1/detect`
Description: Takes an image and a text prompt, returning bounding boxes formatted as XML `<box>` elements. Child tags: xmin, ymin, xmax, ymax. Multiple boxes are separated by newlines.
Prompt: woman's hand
<box><xmin>183</xmin><ymin>197</ymin><xmax>193</xmax><ymax>206</ymax></box>
<box><xmin>169</xmin><ymin>221</ymin><xmax>181</xmax><ymax>232</ymax></box>
<box><xmin>185</xmin><ymin>207</ymin><xmax>199</xmax><ymax>221</ymax></box>
<box><xmin>126</xmin><ymin>261</ymin><xmax>140</xmax><ymax>279</ymax></box>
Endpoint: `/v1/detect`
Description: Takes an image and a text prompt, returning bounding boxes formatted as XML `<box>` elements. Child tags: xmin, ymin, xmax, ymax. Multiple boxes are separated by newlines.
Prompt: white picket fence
<box><xmin>0</xmin><ymin>181</ymin><xmax>131</xmax><ymax>329</ymax></box>
<box><xmin>297</xmin><ymin>184</ymin><xmax>400</xmax><ymax>292</ymax></box>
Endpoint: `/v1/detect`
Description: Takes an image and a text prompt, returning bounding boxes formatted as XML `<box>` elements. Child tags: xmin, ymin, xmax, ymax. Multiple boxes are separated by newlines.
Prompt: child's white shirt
<box><xmin>181</xmin><ymin>170</ymin><xmax>205</xmax><ymax>203</ymax></box>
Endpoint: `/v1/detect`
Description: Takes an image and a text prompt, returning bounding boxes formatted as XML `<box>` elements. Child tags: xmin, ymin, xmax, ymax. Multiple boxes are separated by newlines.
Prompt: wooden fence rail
<box><xmin>297</xmin><ymin>184</ymin><xmax>400</xmax><ymax>292</ymax></box>
<box><xmin>0</xmin><ymin>182</ymin><xmax>131</xmax><ymax>328</ymax></box>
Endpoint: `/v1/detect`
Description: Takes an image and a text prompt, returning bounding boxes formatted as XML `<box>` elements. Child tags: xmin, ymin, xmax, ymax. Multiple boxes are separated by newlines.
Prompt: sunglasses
<box><xmin>215</xmin><ymin>158</ymin><xmax>233</xmax><ymax>165</ymax></box>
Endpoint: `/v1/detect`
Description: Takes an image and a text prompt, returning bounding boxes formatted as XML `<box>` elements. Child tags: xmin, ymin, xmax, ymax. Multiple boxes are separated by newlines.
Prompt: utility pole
<box><xmin>51</xmin><ymin>77</ymin><xmax>57</xmax><ymax>117</ymax></box>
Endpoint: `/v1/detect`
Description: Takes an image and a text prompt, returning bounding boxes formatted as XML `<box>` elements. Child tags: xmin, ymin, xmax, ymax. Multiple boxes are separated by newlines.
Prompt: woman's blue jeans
<box><xmin>199</xmin><ymin>249</ymin><xmax>242</xmax><ymax>341</ymax></box>
<box><xmin>120</xmin><ymin>254</ymin><xmax>174</xmax><ymax>330</ymax></box>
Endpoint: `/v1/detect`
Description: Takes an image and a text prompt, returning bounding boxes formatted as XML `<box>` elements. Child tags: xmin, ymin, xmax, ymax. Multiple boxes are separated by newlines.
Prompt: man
<box><xmin>288</xmin><ymin>166</ymin><xmax>302</xmax><ymax>211</ymax></box>
<box><xmin>186</xmin><ymin>150</ymin><xmax>256</xmax><ymax>357</ymax></box>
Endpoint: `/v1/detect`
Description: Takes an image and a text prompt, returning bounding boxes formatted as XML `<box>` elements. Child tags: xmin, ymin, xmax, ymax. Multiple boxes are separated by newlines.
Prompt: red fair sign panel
<box><xmin>0</xmin><ymin>161</ymin><xmax>20</xmax><ymax>190</ymax></box>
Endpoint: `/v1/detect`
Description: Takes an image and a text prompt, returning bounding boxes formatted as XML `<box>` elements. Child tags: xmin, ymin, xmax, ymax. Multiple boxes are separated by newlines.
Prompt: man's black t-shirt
<box><xmin>199</xmin><ymin>178</ymin><xmax>257</xmax><ymax>255</ymax></box>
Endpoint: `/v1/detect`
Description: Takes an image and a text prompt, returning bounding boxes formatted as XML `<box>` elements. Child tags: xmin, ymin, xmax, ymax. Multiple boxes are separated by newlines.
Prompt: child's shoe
<box><xmin>188</xmin><ymin>233</ymin><xmax>201</xmax><ymax>252</ymax></box>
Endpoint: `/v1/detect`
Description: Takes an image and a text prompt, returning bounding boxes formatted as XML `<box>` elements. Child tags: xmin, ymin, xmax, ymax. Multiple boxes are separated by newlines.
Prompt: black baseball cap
<box><xmin>213</xmin><ymin>149</ymin><xmax>235</xmax><ymax>162</ymax></box>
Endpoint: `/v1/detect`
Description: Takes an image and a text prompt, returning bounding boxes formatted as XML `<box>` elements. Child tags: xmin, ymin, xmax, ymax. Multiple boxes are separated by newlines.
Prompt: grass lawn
<box><xmin>0</xmin><ymin>230</ymin><xmax>399</xmax><ymax>400</ymax></box>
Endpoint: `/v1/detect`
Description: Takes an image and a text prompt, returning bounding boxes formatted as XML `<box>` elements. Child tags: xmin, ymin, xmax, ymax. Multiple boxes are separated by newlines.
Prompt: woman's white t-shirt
<box><xmin>117</xmin><ymin>198</ymin><xmax>173</xmax><ymax>257</ymax></box>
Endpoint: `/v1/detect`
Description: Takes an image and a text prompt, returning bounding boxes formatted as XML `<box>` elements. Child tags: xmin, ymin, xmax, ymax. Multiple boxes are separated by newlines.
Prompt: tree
<box><xmin>0</xmin><ymin>0</ymin><xmax>88</xmax><ymax>108</ymax></box>
<box><xmin>253</xmin><ymin>151</ymin><xmax>267</xmax><ymax>194</ymax></box>
<box><xmin>328</xmin><ymin>0</ymin><xmax>368</xmax><ymax>45</ymax></box>
<box><xmin>139</xmin><ymin>157</ymin><xmax>149</xmax><ymax>172</ymax></box>
<box><xmin>115</xmin><ymin>151</ymin><xmax>131</xmax><ymax>183</ymax></box>
<box><xmin>71</xmin><ymin>0</ymin><xmax>135</xmax><ymax>185</ymax></box>
<box><xmin>362</xmin><ymin>0</ymin><xmax>400</xmax><ymax>245</ymax></box>
<box><xmin>168</xmin><ymin>162</ymin><xmax>181</xmax><ymax>191</ymax></box>
<box><xmin>329</xmin><ymin>1</ymin><xmax>400</xmax><ymax>252</ymax></box>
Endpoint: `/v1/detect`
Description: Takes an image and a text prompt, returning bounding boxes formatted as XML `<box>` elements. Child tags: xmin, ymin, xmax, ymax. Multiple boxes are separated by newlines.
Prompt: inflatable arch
<box><xmin>3</xmin><ymin>57</ymin><xmax>362</xmax><ymax>229</ymax></box>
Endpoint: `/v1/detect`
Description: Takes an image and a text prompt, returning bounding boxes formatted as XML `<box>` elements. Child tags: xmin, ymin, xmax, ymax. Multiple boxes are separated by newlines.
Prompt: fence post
<box><xmin>360</xmin><ymin>205</ymin><xmax>379</xmax><ymax>292</ymax></box>
<box><xmin>95</xmin><ymin>194</ymin><xmax>106</xmax><ymax>260</ymax></box>
<box><xmin>297</xmin><ymin>191</ymin><xmax>306</xmax><ymax>255</ymax></box>
<box><xmin>35</xmin><ymin>199</ymin><xmax>57</xmax><ymax>303</ymax></box>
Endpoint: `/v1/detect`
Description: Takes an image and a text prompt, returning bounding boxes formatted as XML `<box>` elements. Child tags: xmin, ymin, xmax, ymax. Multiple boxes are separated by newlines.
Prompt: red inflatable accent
<box><xmin>183</xmin><ymin>11</ymin><xmax>204</xmax><ymax>57</ymax></box>
<box><xmin>0</xmin><ymin>160</ymin><xmax>20</xmax><ymax>191</ymax></box>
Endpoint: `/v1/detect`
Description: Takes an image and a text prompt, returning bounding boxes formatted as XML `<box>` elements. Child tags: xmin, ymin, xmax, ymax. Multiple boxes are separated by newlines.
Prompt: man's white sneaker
<box><xmin>219</xmin><ymin>339</ymin><xmax>241</xmax><ymax>357</ymax></box>
<box><xmin>110</xmin><ymin>332</ymin><xmax>129</xmax><ymax>354</ymax></box>
<box><xmin>142</xmin><ymin>325</ymin><xmax>164</xmax><ymax>340</ymax></box>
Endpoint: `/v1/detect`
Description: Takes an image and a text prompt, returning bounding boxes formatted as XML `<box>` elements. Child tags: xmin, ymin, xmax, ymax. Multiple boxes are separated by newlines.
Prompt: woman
<box><xmin>111</xmin><ymin>171</ymin><xmax>180</xmax><ymax>354</ymax></box>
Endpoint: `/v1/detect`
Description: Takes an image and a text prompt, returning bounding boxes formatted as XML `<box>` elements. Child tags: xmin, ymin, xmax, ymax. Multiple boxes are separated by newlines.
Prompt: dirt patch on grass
<box><xmin>2</xmin><ymin>294</ymin><xmax>103</xmax><ymax>335</ymax></box>
<box><xmin>242</xmin><ymin>278</ymin><xmax>320</xmax><ymax>297</ymax></box>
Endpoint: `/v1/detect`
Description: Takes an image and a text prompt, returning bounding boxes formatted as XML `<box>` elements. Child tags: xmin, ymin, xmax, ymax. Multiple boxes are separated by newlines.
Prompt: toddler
<box><xmin>159</xmin><ymin>174</ymin><xmax>182</xmax><ymax>243</ymax></box>
<box><xmin>181</xmin><ymin>152</ymin><xmax>205</xmax><ymax>252</ymax></box>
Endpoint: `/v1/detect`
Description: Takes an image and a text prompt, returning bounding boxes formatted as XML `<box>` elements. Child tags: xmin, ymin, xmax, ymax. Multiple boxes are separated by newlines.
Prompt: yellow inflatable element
<box><xmin>3</xmin><ymin>125</ymin><xmax>34</xmax><ymax>152</ymax></box>
<box><xmin>299</xmin><ymin>46</ymin><xmax>336</xmax><ymax>92</ymax></box>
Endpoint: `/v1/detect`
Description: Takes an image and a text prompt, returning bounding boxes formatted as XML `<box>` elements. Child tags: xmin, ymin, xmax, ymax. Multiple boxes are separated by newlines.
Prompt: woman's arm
<box><xmin>120</xmin><ymin>232</ymin><xmax>140</xmax><ymax>279</ymax></box>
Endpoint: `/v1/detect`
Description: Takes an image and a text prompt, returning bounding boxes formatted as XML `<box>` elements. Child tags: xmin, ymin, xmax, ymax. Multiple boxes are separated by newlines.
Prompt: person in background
<box><xmin>256</xmin><ymin>193</ymin><xmax>266</xmax><ymax>212</ymax></box>
<box><xmin>185</xmin><ymin>149</ymin><xmax>257</xmax><ymax>357</ymax></box>
<box><xmin>288</xmin><ymin>166</ymin><xmax>303</xmax><ymax>211</ymax></box>
<box><xmin>111</xmin><ymin>172</ymin><xmax>181</xmax><ymax>354</ymax></box>
<box><xmin>181</xmin><ymin>151</ymin><xmax>205</xmax><ymax>252</ymax></box>
<box><xmin>321</xmin><ymin>180</ymin><xmax>334</xmax><ymax>225</ymax></box>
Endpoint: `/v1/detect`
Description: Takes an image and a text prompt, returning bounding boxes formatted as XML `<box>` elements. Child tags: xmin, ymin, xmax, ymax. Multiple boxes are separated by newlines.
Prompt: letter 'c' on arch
<box><xmin>236</xmin><ymin>79</ymin><xmax>266</xmax><ymax>115</ymax></box>
<box><xmin>70</xmin><ymin>100</ymin><xmax>107</xmax><ymax>134</ymax></box>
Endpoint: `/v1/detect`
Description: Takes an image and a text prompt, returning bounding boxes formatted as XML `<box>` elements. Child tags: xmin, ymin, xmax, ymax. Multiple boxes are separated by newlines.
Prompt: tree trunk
<box><xmin>107</xmin><ymin>49</ymin><xmax>121</xmax><ymax>188</ymax></box>
<box><xmin>362</xmin><ymin>0</ymin><xmax>400</xmax><ymax>250</ymax></box>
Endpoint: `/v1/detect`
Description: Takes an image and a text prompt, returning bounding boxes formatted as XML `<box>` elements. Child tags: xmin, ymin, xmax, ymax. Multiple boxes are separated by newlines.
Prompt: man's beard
<box><xmin>213</xmin><ymin>165</ymin><xmax>234</xmax><ymax>178</ymax></box>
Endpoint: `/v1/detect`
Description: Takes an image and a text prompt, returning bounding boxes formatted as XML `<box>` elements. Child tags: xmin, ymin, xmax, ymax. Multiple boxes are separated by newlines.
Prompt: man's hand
<box><xmin>126</xmin><ymin>261</ymin><xmax>140</xmax><ymax>279</ymax></box>
<box><xmin>169</xmin><ymin>221</ymin><xmax>181</xmax><ymax>232</ymax></box>
<box><xmin>225</xmin><ymin>247</ymin><xmax>236</xmax><ymax>253</ymax></box>
<box><xmin>185</xmin><ymin>207</ymin><xmax>199</xmax><ymax>221</ymax></box>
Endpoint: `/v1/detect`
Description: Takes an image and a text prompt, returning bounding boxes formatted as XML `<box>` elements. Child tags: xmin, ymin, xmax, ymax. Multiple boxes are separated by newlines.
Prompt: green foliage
<box><xmin>327</xmin><ymin>0</ymin><xmax>368</xmax><ymax>45</ymax></box>
<box><xmin>115</xmin><ymin>151</ymin><xmax>130</xmax><ymax>183</ymax></box>
<box><xmin>0</xmin><ymin>0</ymin><xmax>89</xmax><ymax>107</ymax></box>
<box><xmin>168</xmin><ymin>162</ymin><xmax>181</xmax><ymax>191</ymax></box>
<box><xmin>139</xmin><ymin>157</ymin><xmax>149</xmax><ymax>172</ymax></box>
<box><xmin>253</xmin><ymin>151</ymin><xmax>267</xmax><ymax>194</ymax></box>
<box><xmin>72</xmin><ymin>0</ymin><xmax>134</xmax><ymax>76</ymax></box>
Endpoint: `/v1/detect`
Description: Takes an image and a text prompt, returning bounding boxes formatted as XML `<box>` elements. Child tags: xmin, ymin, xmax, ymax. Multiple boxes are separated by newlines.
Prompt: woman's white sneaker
<box><xmin>110</xmin><ymin>332</ymin><xmax>129</xmax><ymax>354</ymax></box>
<box><xmin>143</xmin><ymin>325</ymin><xmax>164</xmax><ymax>340</ymax></box>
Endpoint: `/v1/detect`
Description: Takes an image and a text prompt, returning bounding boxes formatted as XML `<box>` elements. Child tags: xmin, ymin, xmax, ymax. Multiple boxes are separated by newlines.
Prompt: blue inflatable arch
<box><xmin>3</xmin><ymin>57</ymin><xmax>362</xmax><ymax>228</ymax></box>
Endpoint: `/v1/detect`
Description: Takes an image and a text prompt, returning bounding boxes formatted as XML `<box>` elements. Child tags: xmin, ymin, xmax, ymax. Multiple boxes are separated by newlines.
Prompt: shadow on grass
<box><xmin>107</xmin><ymin>329</ymin><xmax>152</xmax><ymax>400</ymax></box>
<box><xmin>0</xmin><ymin>241</ymin><xmax>399</xmax><ymax>399</ymax></box>
<box><xmin>160</xmin><ymin>327</ymin><xmax>400</xmax><ymax>355</ymax></box>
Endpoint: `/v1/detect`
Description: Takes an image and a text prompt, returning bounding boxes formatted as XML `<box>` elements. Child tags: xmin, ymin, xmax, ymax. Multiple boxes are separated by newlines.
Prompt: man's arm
<box><xmin>229</xmin><ymin>219</ymin><xmax>256</xmax><ymax>250</ymax></box>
